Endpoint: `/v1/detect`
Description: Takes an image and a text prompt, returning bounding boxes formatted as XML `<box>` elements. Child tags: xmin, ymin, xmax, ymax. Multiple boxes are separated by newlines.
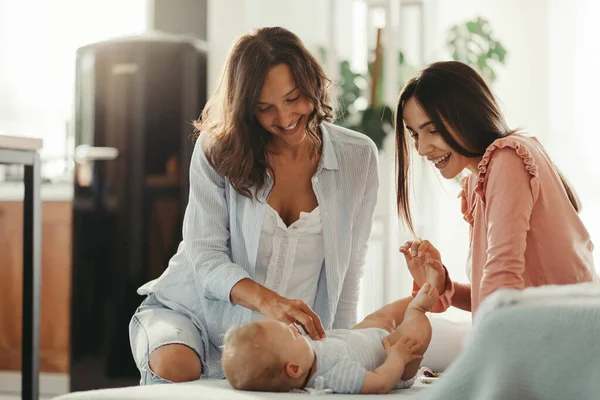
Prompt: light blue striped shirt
<box><xmin>307</xmin><ymin>328</ymin><xmax>389</xmax><ymax>393</ymax></box>
<box><xmin>137</xmin><ymin>122</ymin><xmax>379</xmax><ymax>377</ymax></box>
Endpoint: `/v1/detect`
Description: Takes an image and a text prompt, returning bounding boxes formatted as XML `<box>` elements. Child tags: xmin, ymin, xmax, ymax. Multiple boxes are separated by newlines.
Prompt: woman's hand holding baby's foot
<box><xmin>413</xmin><ymin>282</ymin><xmax>440</xmax><ymax>311</ymax></box>
<box><xmin>384</xmin><ymin>337</ymin><xmax>423</xmax><ymax>364</ymax></box>
<box><xmin>400</xmin><ymin>239</ymin><xmax>446</xmax><ymax>295</ymax></box>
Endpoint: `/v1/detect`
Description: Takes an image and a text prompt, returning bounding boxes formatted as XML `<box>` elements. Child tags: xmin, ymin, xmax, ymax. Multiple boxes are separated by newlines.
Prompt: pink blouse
<box><xmin>422</xmin><ymin>135</ymin><xmax>597</xmax><ymax>314</ymax></box>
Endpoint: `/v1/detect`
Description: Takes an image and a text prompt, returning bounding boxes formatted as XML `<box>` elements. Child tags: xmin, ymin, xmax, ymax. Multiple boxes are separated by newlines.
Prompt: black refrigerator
<box><xmin>70</xmin><ymin>33</ymin><xmax>207</xmax><ymax>391</ymax></box>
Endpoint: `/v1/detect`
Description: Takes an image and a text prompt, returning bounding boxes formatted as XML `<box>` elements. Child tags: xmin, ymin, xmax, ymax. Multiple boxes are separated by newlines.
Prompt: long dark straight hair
<box><xmin>196</xmin><ymin>27</ymin><xmax>334</xmax><ymax>198</ymax></box>
<box><xmin>395</xmin><ymin>61</ymin><xmax>580</xmax><ymax>234</ymax></box>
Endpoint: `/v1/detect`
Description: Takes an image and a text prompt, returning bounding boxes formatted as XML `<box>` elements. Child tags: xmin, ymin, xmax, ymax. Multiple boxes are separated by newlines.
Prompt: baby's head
<box><xmin>222</xmin><ymin>320</ymin><xmax>314</xmax><ymax>392</ymax></box>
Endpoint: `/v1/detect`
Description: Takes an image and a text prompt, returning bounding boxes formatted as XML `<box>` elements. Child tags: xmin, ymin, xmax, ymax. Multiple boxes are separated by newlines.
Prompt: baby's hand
<box><xmin>383</xmin><ymin>337</ymin><xmax>423</xmax><ymax>364</ymax></box>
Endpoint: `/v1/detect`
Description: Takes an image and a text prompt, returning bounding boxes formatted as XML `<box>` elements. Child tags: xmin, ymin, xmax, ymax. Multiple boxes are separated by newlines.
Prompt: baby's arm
<box><xmin>360</xmin><ymin>337</ymin><xmax>422</xmax><ymax>394</ymax></box>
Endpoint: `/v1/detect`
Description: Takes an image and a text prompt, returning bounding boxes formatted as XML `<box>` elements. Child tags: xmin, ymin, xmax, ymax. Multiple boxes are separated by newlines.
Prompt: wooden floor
<box><xmin>0</xmin><ymin>371</ymin><xmax>69</xmax><ymax>399</ymax></box>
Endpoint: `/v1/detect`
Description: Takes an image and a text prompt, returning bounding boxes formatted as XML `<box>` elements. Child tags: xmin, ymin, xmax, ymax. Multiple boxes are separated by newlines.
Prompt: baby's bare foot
<box><xmin>413</xmin><ymin>282</ymin><xmax>440</xmax><ymax>311</ymax></box>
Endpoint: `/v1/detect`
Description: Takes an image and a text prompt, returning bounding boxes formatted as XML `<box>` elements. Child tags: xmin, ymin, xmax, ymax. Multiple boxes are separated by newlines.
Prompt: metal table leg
<box><xmin>22</xmin><ymin>152</ymin><xmax>41</xmax><ymax>400</ymax></box>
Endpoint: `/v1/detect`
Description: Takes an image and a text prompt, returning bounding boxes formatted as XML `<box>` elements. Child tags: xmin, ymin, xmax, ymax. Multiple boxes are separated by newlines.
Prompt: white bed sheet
<box><xmin>52</xmin><ymin>378</ymin><xmax>433</xmax><ymax>399</ymax></box>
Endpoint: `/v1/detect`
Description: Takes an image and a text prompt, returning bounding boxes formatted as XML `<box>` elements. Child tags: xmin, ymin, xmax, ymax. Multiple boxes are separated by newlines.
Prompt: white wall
<box><xmin>425</xmin><ymin>0</ymin><xmax>549</xmax><ymax>140</ymax></box>
<box><xmin>206</xmin><ymin>0</ymin><xmax>245</xmax><ymax>95</ymax></box>
<box><xmin>243</xmin><ymin>0</ymin><xmax>329</xmax><ymax>53</ymax></box>
<box><xmin>207</xmin><ymin>0</ymin><xmax>355</xmax><ymax>94</ymax></box>
<box><xmin>547</xmin><ymin>0</ymin><xmax>600</xmax><ymax>257</ymax></box>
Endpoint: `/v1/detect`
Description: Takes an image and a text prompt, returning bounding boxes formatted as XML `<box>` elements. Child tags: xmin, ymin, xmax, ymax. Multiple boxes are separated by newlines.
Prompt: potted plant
<box><xmin>334</xmin><ymin>16</ymin><xmax>507</xmax><ymax>150</ymax></box>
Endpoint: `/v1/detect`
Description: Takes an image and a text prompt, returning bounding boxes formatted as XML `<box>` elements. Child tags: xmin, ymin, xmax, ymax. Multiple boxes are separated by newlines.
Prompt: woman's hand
<box><xmin>400</xmin><ymin>239</ymin><xmax>446</xmax><ymax>295</ymax></box>
<box><xmin>259</xmin><ymin>293</ymin><xmax>326</xmax><ymax>340</ymax></box>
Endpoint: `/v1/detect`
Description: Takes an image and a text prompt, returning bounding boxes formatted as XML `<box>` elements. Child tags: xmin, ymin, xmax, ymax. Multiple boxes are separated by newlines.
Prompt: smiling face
<box><xmin>402</xmin><ymin>97</ymin><xmax>480</xmax><ymax>179</ymax></box>
<box><xmin>255</xmin><ymin>64</ymin><xmax>315</xmax><ymax>148</ymax></box>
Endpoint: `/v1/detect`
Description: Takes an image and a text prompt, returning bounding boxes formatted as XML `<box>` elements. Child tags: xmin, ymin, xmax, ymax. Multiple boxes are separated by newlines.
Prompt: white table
<box><xmin>0</xmin><ymin>134</ymin><xmax>43</xmax><ymax>400</ymax></box>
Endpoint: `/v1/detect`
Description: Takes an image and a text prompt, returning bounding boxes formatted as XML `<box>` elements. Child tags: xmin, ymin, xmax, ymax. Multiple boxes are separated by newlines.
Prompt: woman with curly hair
<box><xmin>128</xmin><ymin>27</ymin><xmax>380</xmax><ymax>384</ymax></box>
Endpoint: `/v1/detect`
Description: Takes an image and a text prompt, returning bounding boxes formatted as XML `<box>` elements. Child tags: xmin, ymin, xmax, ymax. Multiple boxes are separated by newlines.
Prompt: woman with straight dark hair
<box><xmin>396</xmin><ymin>61</ymin><xmax>597</xmax><ymax>314</ymax></box>
<box><xmin>128</xmin><ymin>27</ymin><xmax>380</xmax><ymax>384</ymax></box>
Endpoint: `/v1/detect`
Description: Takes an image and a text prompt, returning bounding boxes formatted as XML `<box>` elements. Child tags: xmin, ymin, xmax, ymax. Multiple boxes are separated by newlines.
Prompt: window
<box><xmin>0</xmin><ymin>0</ymin><xmax>147</xmax><ymax>180</ymax></box>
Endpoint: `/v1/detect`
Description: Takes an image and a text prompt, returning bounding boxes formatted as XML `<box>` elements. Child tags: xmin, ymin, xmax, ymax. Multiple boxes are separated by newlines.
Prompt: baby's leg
<box><xmin>352</xmin><ymin>281</ymin><xmax>440</xmax><ymax>332</ymax></box>
<box><xmin>408</xmin><ymin>282</ymin><xmax>439</xmax><ymax>313</ymax></box>
<box><xmin>391</xmin><ymin>283</ymin><xmax>437</xmax><ymax>341</ymax></box>
<box><xmin>352</xmin><ymin>297</ymin><xmax>413</xmax><ymax>333</ymax></box>
<box><xmin>385</xmin><ymin>283</ymin><xmax>439</xmax><ymax>379</ymax></box>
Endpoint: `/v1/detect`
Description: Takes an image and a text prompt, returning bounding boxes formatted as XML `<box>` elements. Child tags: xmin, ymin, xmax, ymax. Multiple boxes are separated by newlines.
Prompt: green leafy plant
<box><xmin>333</xmin><ymin>16</ymin><xmax>507</xmax><ymax>150</ymax></box>
<box><xmin>334</xmin><ymin>45</ymin><xmax>412</xmax><ymax>149</ymax></box>
<box><xmin>447</xmin><ymin>16</ymin><xmax>507</xmax><ymax>83</ymax></box>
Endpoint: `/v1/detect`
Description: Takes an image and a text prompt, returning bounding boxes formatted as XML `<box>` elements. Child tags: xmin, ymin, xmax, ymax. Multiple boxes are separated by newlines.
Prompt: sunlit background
<box><xmin>0</xmin><ymin>0</ymin><xmax>599</xmax><ymax>397</ymax></box>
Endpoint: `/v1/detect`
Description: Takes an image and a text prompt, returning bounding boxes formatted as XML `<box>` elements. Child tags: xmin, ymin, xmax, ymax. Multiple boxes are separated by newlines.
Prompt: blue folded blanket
<box><xmin>416</xmin><ymin>283</ymin><xmax>600</xmax><ymax>400</ymax></box>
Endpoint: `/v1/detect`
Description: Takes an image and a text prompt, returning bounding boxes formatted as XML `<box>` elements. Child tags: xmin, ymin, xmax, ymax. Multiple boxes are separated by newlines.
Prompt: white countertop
<box><xmin>0</xmin><ymin>135</ymin><xmax>71</xmax><ymax>201</ymax></box>
<box><xmin>0</xmin><ymin>135</ymin><xmax>43</xmax><ymax>151</ymax></box>
<box><xmin>0</xmin><ymin>182</ymin><xmax>73</xmax><ymax>201</ymax></box>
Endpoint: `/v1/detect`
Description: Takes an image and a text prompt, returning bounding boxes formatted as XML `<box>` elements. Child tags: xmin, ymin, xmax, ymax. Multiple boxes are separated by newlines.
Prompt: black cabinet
<box><xmin>70</xmin><ymin>33</ymin><xmax>207</xmax><ymax>390</ymax></box>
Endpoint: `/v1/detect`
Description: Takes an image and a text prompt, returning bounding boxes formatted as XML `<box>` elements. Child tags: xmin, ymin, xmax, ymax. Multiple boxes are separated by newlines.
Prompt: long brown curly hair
<box><xmin>195</xmin><ymin>27</ymin><xmax>335</xmax><ymax>198</ymax></box>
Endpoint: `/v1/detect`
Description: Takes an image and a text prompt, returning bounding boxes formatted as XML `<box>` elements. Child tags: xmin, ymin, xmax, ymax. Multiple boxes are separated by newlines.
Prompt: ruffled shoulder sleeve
<box><xmin>459</xmin><ymin>174</ymin><xmax>475</xmax><ymax>224</ymax></box>
<box><xmin>475</xmin><ymin>135</ymin><xmax>540</xmax><ymax>204</ymax></box>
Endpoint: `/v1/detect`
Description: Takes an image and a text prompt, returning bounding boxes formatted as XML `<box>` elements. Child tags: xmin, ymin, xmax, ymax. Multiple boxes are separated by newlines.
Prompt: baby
<box><xmin>222</xmin><ymin>282</ymin><xmax>439</xmax><ymax>394</ymax></box>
